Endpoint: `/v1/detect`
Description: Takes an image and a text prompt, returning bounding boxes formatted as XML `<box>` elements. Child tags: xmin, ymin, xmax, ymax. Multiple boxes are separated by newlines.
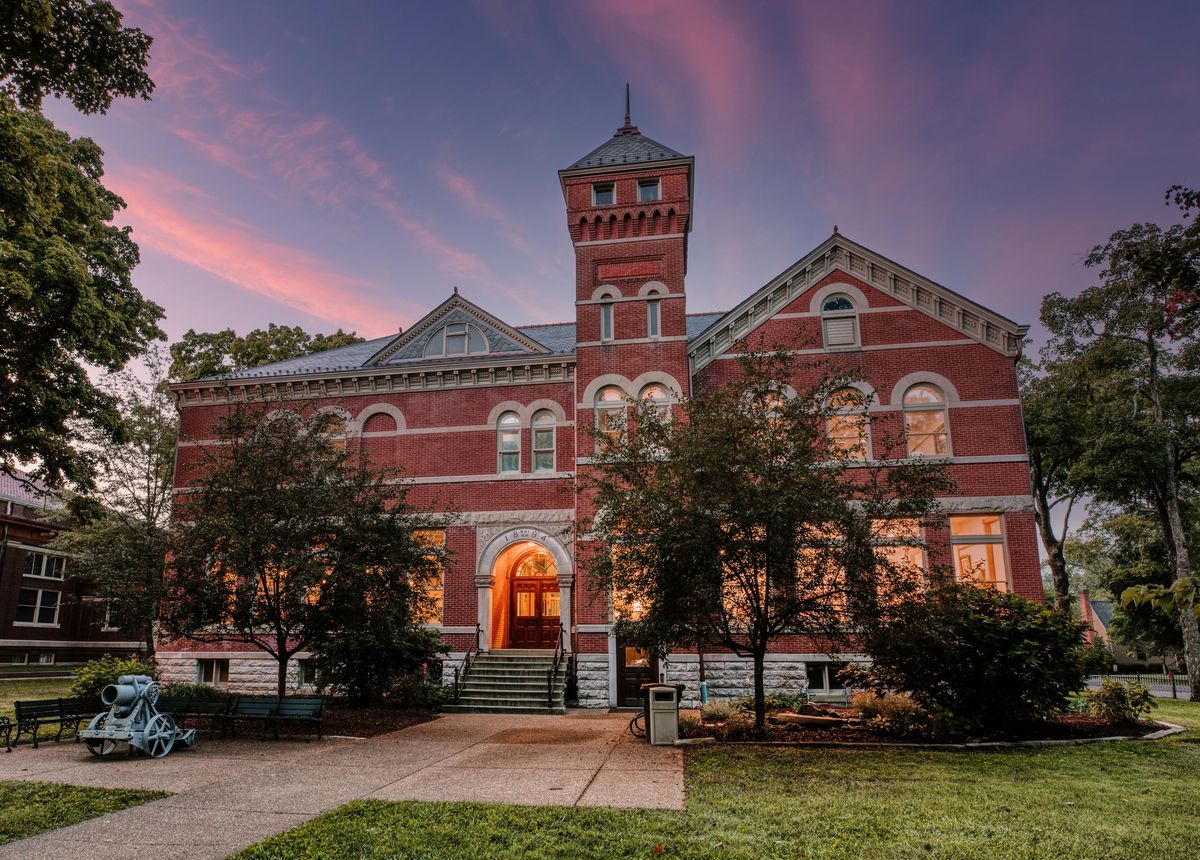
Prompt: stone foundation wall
<box><xmin>664</xmin><ymin>656</ymin><xmax>809</xmax><ymax>709</ymax></box>
<box><xmin>574</xmin><ymin>655</ymin><xmax>610</xmax><ymax>708</ymax></box>
<box><xmin>157</xmin><ymin>652</ymin><xmax>316</xmax><ymax>695</ymax></box>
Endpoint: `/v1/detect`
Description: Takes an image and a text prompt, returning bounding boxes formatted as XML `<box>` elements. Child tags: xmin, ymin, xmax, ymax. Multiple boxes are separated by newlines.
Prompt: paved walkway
<box><xmin>0</xmin><ymin>711</ymin><xmax>683</xmax><ymax>860</ymax></box>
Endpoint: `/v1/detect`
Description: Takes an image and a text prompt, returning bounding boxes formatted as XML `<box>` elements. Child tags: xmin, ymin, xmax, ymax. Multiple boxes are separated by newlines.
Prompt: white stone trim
<box><xmin>809</xmin><ymin>281</ymin><xmax>869</xmax><ymax>313</ymax></box>
<box><xmin>453</xmin><ymin>509</ymin><xmax>575</xmax><ymax>525</ymax></box>
<box><xmin>0</xmin><ymin>639</ymin><xmax>143</xmax><ymax>649</ymax></box>
<box><xmin>577</xmin><ymin>292</ymin><xmax>683</xmax><ymax>306</ymax></box>
<box><xmin>712</xmin><ymin>339</ymin><xmax>978</xmax><ymax>362</ymax></box>
<box><xmin>591</xmin><ymin>285</ymin><xmax>620</xmax><ymax>301</ymax></box>
<box><xmin>487</xmin><ymin>400</ymin><xmax>527</xmax><ymax>427</ymax></box>
<box><xmin>937</xmin><ymin>495</ymin><xmax>1034</xmax><ymax>512</ymax></box>
<box><xmin>397</xmin><ymin>473</ymin><xmax>573</xmax><ymax>485</ymax></box>
<box><xmin>889</xmin><ymin>371</ymin><xmax>961</xmax><ymax>408</ymax></box>
<box><xmin>579</xmin><ymin>373</ymin><xmax>634</xmax><ymax>406</ymax></box>
<box><xmin>351</xmin><ymin>402</ymin><xmax>406</xmax><ymax>433</ymax></box>
<box><xmin>870</xmin><ymin>398</ymin><xmax>1020</xmax><ymax>413</ymax></box>
<box><xmin>638</xmin><ymin>281</ymin><xmax>668</xmax><ymax>297</ymax></box>
<box><xmin>576</xmin><ymin>335</ymin><xmax>689</xmax><ymax>348</ymax></box>
<box><xmin>577</xmin><ymin>624</ymin><xmax>612</xmax><ymax>633</ymax></box>
<box><xmin>575</xmin><ymin>232</ymin><xmax>686</xmax><ymax>247</ymax></box>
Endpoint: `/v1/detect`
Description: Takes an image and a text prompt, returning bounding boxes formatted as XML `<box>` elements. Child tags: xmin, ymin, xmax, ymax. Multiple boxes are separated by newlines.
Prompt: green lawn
<box><xmin>0</xmin><ymin>781</ymin><xmax>167</xmax><ymax>845</ymax></box>
<box><xmin>238</xmin><ymin>699</ymin><xmax>1200</xmax><ymax>860</ymax></box>
<box><xmin>0</xmin><ymin>678</ymin><xmax>72</xmax><ymax>719</ymax></box>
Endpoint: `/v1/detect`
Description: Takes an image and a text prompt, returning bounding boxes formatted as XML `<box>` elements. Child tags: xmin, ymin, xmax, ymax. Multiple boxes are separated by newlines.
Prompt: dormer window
<box><xmin>593</xmin><ymin>183</ymin><xmax>615</xmax><ymax>206</ymax></box>
<box><xmin>423</xmin><ymin>322</ymin><xmax>488</xmax><ymax>358</ymax></box>
<box><xmin>637</xmin><ymin>179</ymin><xmax>660</xmax><ymax>202</ymax></box>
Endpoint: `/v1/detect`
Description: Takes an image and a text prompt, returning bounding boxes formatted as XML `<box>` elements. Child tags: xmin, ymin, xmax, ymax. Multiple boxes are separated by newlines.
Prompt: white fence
<box><xmin>1087</xmin><ymin>673</ymin><xmax>1192</xmax><ymax>699</ymax></box>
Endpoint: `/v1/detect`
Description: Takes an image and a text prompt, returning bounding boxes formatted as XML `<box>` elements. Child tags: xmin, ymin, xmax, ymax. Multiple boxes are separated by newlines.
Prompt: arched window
<box><xmin>423</xmin><ymin>322</ymin><xmax>488</xmax><ymax>358</ymax></box>
<box><xmin>645</xmin><ymin>288</ymin><xmax>661</xmax><ymax>338</ymax></box>
<box><xmin>903</xmin><ymin>383</ymin><xmax>949</xmax><ymax>457</ymax></box>
<box><xmin>599</xmin><ymin>301</ymin><xmax>614</xmax><ymax>342</ymax></box>
<box><xmin>821</xmin><ymin>293</ymin><xmax>859</xmax><ymax>349</ymax></box>
<box><xmin>531</xmin><ymin>410</ymin><xmax>556</xmax><ymax>472</ymax></box>
<box><xmin>639</xmin><ymin>383</ymin><xmax>671</xmax><ymax>422</ymax></box>
<box><xmin>826</xmin><ymin>387</ymin><xmax>868</xmax><ymax>459</ymax></box>
<box><xmin>497</xmin><ymin>411</ymin><xmax>520</xmax><ymax>473</ymax></box>
<box><xmin>595</xmin><ymin>385</ymin><xmax>626</xmax><ymax>450</ymax></box>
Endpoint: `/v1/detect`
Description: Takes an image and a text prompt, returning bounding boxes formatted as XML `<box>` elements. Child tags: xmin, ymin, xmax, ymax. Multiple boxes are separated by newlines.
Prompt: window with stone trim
<box><xmin>197</xmin><ymin>658</ymin><xmax>229</xmax><ymax>687</ymax></box>
<box><xmin>414</xmin><ymin>529</ymin><xmax>446</xmax><ymax>623</ymax></box>
<box><xmin>806</xmin><ymin>661</ymin><xmax>847</xmax><ymax>691</ymax></box>
<box><xmin>532</xmin><ymin>410</ymin><xmax>556</xmax><ymax>472</ymax></box>
<box><xmin>637</xmin><ymin>179</ymin><xmax>660</xmax><ymax>202</ymax></box>
<box><xmin>646</xmin><ymin>297</ymin><xmax>660</xmax><ymax>338</ymax></box>
<box><xmin>821</xmin><ymin>294</ymin><xmax>859</xmax><ymax>349</ymax></box>
<box><xmin>950</xmin><ymin>514</ymin><xmax>1010</xmax><ymax>591</ymax></box>
<box><xmin>595</xmin><ymin>386</ymin><xmax>626</xmax><ymax>451</ymax></box>
<box><xmin>599</xmin><ymin>301</ymin><xmax>614</xmax><ymax>342</ymax></box>
<box><xmin>593</xmin><ymin>183</ymin><xmax>615</xmax><ymax>206</ymax></box>
<box><xmin>497</xmin><ymin>411</ymin><xmax>520</xmax><ymax>473</ymax></box>
<box><xmin>826</xmin><ymin>388</ymin><xmax>868</xmax><ymax>459</ymax></box>
<box><xmin>903</xmin><ymin>383</ymin><xmax>949</xmax><ymax>457</ymax></box>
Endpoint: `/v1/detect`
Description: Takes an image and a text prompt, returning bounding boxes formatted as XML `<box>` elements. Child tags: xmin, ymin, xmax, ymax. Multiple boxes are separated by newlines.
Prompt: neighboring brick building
<box><xmin>0</xmin><ymin>472</ymin><xmax>143</xmax><ymax>669</ymax></box>
<box><xmin>161</xmin><ymin>107</ymin><xmax>1035</xmax><ymax>706</ymax></box>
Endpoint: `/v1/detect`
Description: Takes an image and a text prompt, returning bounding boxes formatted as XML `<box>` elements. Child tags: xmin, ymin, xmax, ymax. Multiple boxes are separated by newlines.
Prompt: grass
<box><xmin>237</xmin><ymin>699</ymin><xmax>1200</xmax><ymax>860</ymax></box>
<box><xmin>0</xmin><ymin>678</ymin><xmax>72</xmax><ymax>719</ymax></box>
<box><xmin>0</xmin><ymin>781</ymin><xmax>167</xmax><ymax>845</ymax></box>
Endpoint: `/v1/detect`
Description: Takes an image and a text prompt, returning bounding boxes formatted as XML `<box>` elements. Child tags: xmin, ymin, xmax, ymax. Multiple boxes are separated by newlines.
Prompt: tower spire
<box><xmin>616</xmin><ymin>82</ymin><xmax>638</xmax><ymax>136</ymax></box>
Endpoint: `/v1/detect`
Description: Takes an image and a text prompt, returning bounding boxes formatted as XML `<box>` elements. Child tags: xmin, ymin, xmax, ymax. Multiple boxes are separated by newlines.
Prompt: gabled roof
<box><xmin>1091</xmin><ymin>600</ymin><xmax>1114</xmax><ymax>630</ymax></box>
<box><xmin>688</xmin><ymin>232</ymin><xmax>1029</xmax><ymax>372</ymax></box>
<box><xmin>365</xmin><ymin>291</ymin><xmax>552</xmax><ymax>366</ymax></box>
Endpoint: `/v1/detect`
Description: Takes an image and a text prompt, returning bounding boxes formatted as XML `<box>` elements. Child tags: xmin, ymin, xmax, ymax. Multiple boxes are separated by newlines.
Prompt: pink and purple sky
<box><xmin>47</xmin><ymin>0</ymin><xmax>1200</xmax><ymax>345</ymax></box>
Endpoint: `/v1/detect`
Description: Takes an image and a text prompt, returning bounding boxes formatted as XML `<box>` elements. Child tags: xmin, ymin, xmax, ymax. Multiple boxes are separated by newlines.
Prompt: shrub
<box><xmin>389</xmin><ymin>675</ymin><xmax>450</xmax><ymax>709</ymax></box>
<box><xmin>70</xmin><ymin>655</ymin><xmax>157</xmax><ymax>699</ymax></box>
<box><xmin>312</xmin><ymin>625</ymin><xmax>446</xmax><ymax>706</ymax></box>
<box><xmin>849</xmin><ymin>583</ymin><xmax>1089</xmax><ymax>735</ymax></box>
<box><xmin>160</xmin><ymin>682</ymin><xmax>222</xmax><ymax>699</ymax></box>
<box><xmin>700</xmin><ymin>699</ymin><xmax>739</xmax><ymax>723</ymax></box>
<box><xmin>678</xmin><ymin>714</ymin><xmax>702</xmax><ymax>737</ymax></box>
<box><xmin>732</xmin><ymin>693</ymin><xmax>807</xmax><ymax>714</ymax></box>
<box><xmin>716</xmin><ymin>711</ymin><xmax>758</xmax><ymax>740</ymax></box>
<box><xmin>852</xmin><ymin>691</ymin><xmax>930</xmax><ymax>737</ymax></box>
<box><xmin>1087</xmin><ymin>679</ymin><xmax>1156</xmax><ymax>723</ymax></box>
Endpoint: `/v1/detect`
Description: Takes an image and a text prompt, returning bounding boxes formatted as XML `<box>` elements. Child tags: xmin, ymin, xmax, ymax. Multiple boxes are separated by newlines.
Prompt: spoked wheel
<box><xmin>84</xmin><ymin>713</ymin><xmax>118</xmax><ymax>757</ymax></box>
<box><xmin>143</xmin><ymin>713</ymin><xmax>177</xmax><ymax>758</ymax></box>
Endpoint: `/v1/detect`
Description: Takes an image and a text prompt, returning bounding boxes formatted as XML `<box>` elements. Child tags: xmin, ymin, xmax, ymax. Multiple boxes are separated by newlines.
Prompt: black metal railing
<box><xmin>547</xmin><ymin>624</ymin><xmax>566</xmax><ymax>710</ymax></box>
<box><xmin>454</xmin><ymin>623</ymin><xmax>483</xmax><ymax>702</ymax></box>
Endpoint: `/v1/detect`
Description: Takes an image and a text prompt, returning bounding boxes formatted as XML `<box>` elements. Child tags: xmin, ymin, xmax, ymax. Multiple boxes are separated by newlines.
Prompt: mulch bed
<box><xmin>320</xmin><ymin>705</ymin><xmax>436</xmax><ymax>738</ymax></box>
<box><xmin>684</xmin><ymin>707</ymin><xmax>1163</xmax><ymax>745</ymax></box>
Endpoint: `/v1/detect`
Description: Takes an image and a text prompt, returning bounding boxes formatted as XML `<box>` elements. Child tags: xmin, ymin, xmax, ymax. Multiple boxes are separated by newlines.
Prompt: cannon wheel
<box><xmin>84</xmin><ymin>713</ymin><xmax>118</xmax><ymax>757</ymax></box>
<box><xmin>143</xmin><ymin>713</ymin><xmax>176</xmax><ymax>758</ymax></box>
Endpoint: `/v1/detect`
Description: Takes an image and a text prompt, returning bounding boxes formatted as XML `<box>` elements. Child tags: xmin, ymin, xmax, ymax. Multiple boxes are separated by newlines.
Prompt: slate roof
<box><xmin>193</xmin><ymin>312</ymin><xmax>732</xmax><ymax>382</ymax></box>
<box><xmin>569</xmin><ymin>129</ymin><xmax>686</xmax><ymax>169</ymax></box>
<box><xmin>0</xmin><ymin>470</ymin><xmax>62</xmax><ymax>509</ymax></box>
<box><xmin>1091</xmin><ymin>600</ymin><xmax>1114</xmax><ymax>630</ymax></box>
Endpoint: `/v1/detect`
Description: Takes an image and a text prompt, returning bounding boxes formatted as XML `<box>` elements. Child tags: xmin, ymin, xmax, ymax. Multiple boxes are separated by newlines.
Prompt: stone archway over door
<box><xmin>476</xmin><ymin>527</ymin><xmax>573</xmax><ymax>652</ymax></box>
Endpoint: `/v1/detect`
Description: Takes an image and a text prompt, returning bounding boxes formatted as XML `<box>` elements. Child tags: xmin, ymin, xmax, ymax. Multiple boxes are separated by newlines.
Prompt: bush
<box><xmin>70</xmin><ymin>655</ymin><xmax>157</xmax><ymax>699</ymax></box>
<box><xmin>678</xmin><ymin>714</ymin><xmax>702</xmax><ymax>737</ymax></box>
<box><xmin>389</xmin><ymin>674</ymin><xmax>450</xmax><ymax>709</ymax></box>
<box><xmin>715</xmin><ymin>711</ymin><xmax>758</xmax><ymax>740</ymax></box>
<box><xmin>312</xmin><ymin>625</ymin><xmax>446</xmax><ymax>706</ymax></box>
<box><xmin>849</xmin><ymin>583</ymin><xmax>1089</xmax><ymax>735</ymax></box>
<box><xmin>1087</xmin><ymin>678</ymin><xmax>1156</xmax><ymax>723</ymax></box>
<box><xmin>731</xmin><ymin>693</ymin><xmax>807</xmax><ymax>714</ymax></box>
<box><xmin>160</xmin><ymin>682</ymin><xmax>222</xmax><ymax>699</ymax></box>
<box><xmin>852</xmin><ymin>691</ymin><xmax>930</xmax><ymax>736</ymax></box>
<box><xmin>700</xmin><ymin>699</ymin><xmax>739</xmax><ymax>723</ymax></box>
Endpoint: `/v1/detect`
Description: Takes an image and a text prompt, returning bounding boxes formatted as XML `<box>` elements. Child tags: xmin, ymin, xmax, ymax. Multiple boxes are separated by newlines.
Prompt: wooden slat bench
<box><xmin>218</xmin><ymin>695</ymin><xmax>276</xmax><ymax>740</ymax></box>
<box><xmin>272</xmin><ymin>697</ymin><xmax>325</xmax><ymax>741</ymax></box>
<box><xmin>217</xmin><ymin>696</ymin><xmax>325</xmax><ymax>741</ymax></box>
<box><xmin>8</xmin><ymin>697</ymin><xmax>102</xmax><ymax>750</ymax></box>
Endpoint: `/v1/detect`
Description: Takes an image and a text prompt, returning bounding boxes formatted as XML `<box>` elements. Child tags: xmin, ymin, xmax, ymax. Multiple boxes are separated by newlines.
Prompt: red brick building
<box><xmin>162</xmin><ymin>109</ymin><xmax>1034</xmax><ymax>707</ymax></box>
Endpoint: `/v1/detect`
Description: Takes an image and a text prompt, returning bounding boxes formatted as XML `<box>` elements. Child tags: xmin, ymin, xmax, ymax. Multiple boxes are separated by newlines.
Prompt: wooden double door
<box><xmin>510</xmin><ymin>576</ymin><xmax>561</xmax><ymax>648</ymax></box>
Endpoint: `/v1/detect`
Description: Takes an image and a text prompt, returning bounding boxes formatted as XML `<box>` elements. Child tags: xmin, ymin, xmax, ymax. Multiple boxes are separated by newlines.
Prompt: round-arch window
<box><xmin>827</xmin><ymin>387</ymin><xmax>867</xmax><ymax>459</ymax></box>
<box><xmin>497</xmin><ymin>411</ymin><xmax>520</xmax><ymax>473</ymax></box>
<box><xmin>596</xmin><ymin>385</ymin><xmax>626</xmax><ymax>449</ymax></box>
<box><xmin>822</xmin><ymin>295</ymin><xmax>855</xmax><ymax>313</ymax></box>
<box><xmin>903</xmin><ymin>383</ymin><xmax>945</xmax><ymax>407</ymax></box>
<box><xmin>640</xmin><ymin>384</ymin><xmax>670</xmax><ymax>420</ymax></box>
<box><xmin>532</xmin><ymin>410</ymin><xmax>556</xmax><ymax>472</ymax></box>
<box><xmin>596</xmin><ymin>385</ymin><xmax>625</xmax><ymax>402</ymax></box>
<box><xmin>903</xmin><ymin>384</ymin><xmax>948</xmax><ymax>457</ymax></box>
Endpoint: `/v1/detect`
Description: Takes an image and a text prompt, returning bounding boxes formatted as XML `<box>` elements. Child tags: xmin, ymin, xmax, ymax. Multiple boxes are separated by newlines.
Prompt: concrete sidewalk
<box><xmin>0</xmin><ymin>711</ymin><xmax>683</xmax><ymax>860</ymax></box>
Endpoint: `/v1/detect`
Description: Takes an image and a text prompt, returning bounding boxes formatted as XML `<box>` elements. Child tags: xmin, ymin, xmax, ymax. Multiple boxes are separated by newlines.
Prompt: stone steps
<box><xmin>449</xmin><ymin>651</ymin><xmax>568</xmax><ymax>715</ymax></box>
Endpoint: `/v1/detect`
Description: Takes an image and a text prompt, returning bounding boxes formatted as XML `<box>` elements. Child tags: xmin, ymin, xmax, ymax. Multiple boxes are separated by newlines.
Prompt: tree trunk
<box><xmin>752</xmin><ymin>650</ymin><xmax>766</xmax><ymax>734</ymax></box>
<box><xmin>1033</xmin><ymin>487</ymin><xmax>1074</xmax><ymax>612</ymax></box>
<box><xmin>277</xmin><ymin>654</ymin><xmax>289</xmax><ymax>700</ymax></box>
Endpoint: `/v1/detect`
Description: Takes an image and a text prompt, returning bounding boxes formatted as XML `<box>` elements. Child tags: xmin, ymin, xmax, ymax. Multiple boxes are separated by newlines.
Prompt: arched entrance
<box><xmin>477</xmin><ymin>528</ymin><xmax>573</xmax><ymax>653</ymax></box>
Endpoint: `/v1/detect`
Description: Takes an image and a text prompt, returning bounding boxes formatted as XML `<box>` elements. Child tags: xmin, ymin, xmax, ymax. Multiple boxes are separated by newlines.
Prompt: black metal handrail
<box><xmin>548</xmin><ymin>623</ymin><xmax>566</xmax><ymax>710</ymax></box>
<box><xmin>454</xmin><ymin>623</ymin><xmax>483</xmax><ymax>702</ymax></box>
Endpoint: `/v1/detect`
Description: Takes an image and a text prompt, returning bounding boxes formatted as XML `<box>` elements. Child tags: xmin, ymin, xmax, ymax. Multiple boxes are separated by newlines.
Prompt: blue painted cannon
<box><xmin>77</xmin><ymin>675</ymin><xmax>196</xmax><ymax>758</ymax></box>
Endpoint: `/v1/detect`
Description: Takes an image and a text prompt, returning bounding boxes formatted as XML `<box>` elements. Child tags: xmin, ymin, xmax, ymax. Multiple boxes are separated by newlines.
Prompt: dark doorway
<box><xmin>615</xmin><ymin>640</ymin><xmax>657</xmax><ymax>707</ymax></box>
<box><xmin>509</xmin><ymin>577</ymin><xmax>560</xmax><ymax>648</ymax></box>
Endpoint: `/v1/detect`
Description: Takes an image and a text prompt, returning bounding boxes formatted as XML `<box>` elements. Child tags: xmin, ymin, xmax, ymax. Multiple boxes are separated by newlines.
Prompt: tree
<box><xmin>48</xmin><ymin>347</ymin><xmax>176</xmax><ymax>652</ymax></box>
<box><xmin>169</xmin><ymin>325</ymin><xmax>365</xmax><ymax>382</ymax></box>
<box><xmin>584</xmin><ymin>349</ymin><xmax>951</xmax><ymax>732</ymax></box>
<box><xmin>1</xmin><ymin>1</ymin><xmax>163</xmax><ymax>488</ymax></box>
<box><xmin>162</xmin><ymin>401</ymin><xmax>445</xmax><ymax>699</ymax></box>
<box><xmin>1041</xmin><ymin>219</ymin><xmax>1200</xmax><ymax>698</ymax></box>
<box><xmin>1020</xmin><ymin>358</ymin><xmax>1092</xmax><ymax>611</ymax></box>
<box><xmin>1</xmin><ymin>1</ymin><xmax>153</xmax><ymax>114</ymax></box>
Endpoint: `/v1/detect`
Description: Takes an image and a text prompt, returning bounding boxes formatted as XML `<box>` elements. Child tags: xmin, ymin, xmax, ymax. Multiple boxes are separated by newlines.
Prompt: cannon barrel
<box><xmin>100</xmin><ymin>675</ymin><xmax>157</xmax><ymax>707</ymax></box>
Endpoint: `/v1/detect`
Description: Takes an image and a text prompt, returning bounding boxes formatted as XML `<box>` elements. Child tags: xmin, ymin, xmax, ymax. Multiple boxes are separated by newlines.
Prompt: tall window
<box><xmin>646</xmin><ymin>298</ymin><xmax>660</xmax><ymax>338</ymax></box>
<box><xmin>826</xmin><ymin>388</ymin><xmax>868</xmax><ymax>459</ymax></box>
<box><xmin>639</xmin><ymin>383</ymin><xmax>671</xmax><ymax>422</ymax></box>
<box><xmin>950</xmin><ymin>515</ymin><xmax>1009</xmax><ymax>591</ymax></box>
<box><xmin>532</xmin><ymin>410</ymin><xmax>556</xmax><ymax>472</ymax></box>
<box><xmin>22</xmin><ymin>552</ymin><xmax>65</xmax><ymax>579</ymax></box>
<box><xmin>903</xmin><ymin>383</ymin><xmax>949</xmax><ymax>457</ymax></box>
<box><xmin>595</xmin><ymin>386</ymin><xmax>626</xmax><ymax>450</ymax></box>
<box><xmin>821</xmin><ymin>294</ymin><xmax>858</xmax><ymax>349</ymax></box>
<box><xmin>414</xmin><ymin>529</ymin><xmax>446</xmax><ymax>623</ymax></box>
<box><xmin>16</xmin><ymin>589</ymin><xmax>59</xmax><ymax>626</ymax></box>
<box><xmin>600</xmin><ymin>301</ymin><xmax>614</xmax><ymax>342</ymax></box>
<box><xmin>423</xmin><ymin>322</ymin><xmax>488</xmax><ymax>357</ymax></box>
<box><xmin>497</xmin><ymin>412</ymin><xmax>520</xmax><ymax>473</ymax></box>
<box><xmin>872</xmin><ymin>519</ymin><xmax>926</xmax><ymax>597</ymax></box>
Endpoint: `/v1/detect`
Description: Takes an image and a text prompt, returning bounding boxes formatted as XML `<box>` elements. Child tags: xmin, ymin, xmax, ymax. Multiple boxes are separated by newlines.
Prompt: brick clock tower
<box><xmin>559</xmin><ymin>89</ymin><xmax>694</xmax><ymax>702</ymax></box>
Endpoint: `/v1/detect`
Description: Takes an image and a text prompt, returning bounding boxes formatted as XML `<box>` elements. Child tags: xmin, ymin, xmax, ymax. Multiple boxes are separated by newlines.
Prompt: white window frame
<box><xmin>826</xmin><ymin>388</ymin><xmax>869</xmax><ymax>460</ymax></box>
<box><xmin>903</xmin><ymin>383</ymin><xmax>951</xmax><ymax>458</ymax></box>
<box><xmin>497</xmin><ymin>411</ymin><xmax>521</xmax><ymax>474</ymax></box>
<box><xmin>197</xmin><ymin>658</ymin><xmax>230</xmax><ymax>687</ymax></box>
<box><xmin>820</xmin><ymin>294</ymin><xmax>860</xmax><ymax>350</ymax></box>
<box><xmin>531</xmin><ymin>410</ymin><xmax>556</xmax><ymax>472</ymax></box>
<box><xmin>14</xmin><ymin>588</ymin><xmax>60</xmax><ymax>627</ymax></box>
<box><xmin>297</xmin><ymin>659</ymin><xmax>318</xmax><ymax>688</ymax></box>
<box><xmin>637</xmin><ymin>178</ymin><xmax>660</xmax><ymax>203</ymax></box>
<box><xmin>8</xmin><ymin>653</ymin><xmax>28</xmax><ymax>665</ymax></box>
<box><xmin>949</xmin><ymin>514</ymin><xmax>1010</xmax><ymax>592</ymax></box>
<box><xmin>35</xmin><ymin>653</ymin><xmax>55</xmax><ymax>665</ymax></box>
<box><xmin>423</xmin><ymin>322</ymin><xmax>489</xmax><ymax>358</ymax></box>
<box><xmin>599</xmin><ymin>302</ymin><xmax>614</xmax><ymax>342</ymax></box>
<box><xmin>22</xmin><ymin>550</ymin><xmax>66</xmax><ymax>580</ymax></box>
<box><xmin>592</xmin><ymin>183</ymin><xmax>615</xmax><ymax>206</ymax></box>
